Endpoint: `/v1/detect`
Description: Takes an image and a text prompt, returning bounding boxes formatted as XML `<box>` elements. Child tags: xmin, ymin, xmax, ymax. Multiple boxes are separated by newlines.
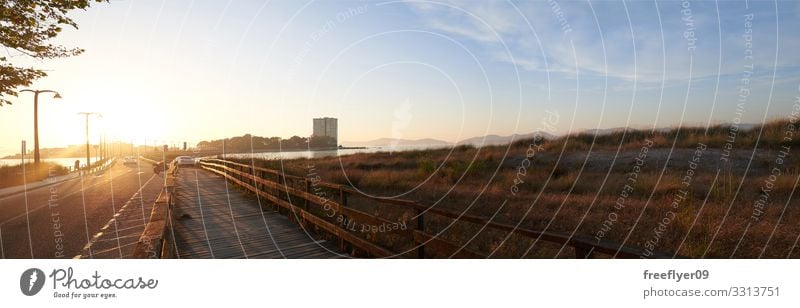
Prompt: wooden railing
<box><xmin>198</xmin><ymin>158</ymin><xmax>675</xmax><ymax>259</ymax></box>
<box><xmin>132</xmin><ymin>161</ymin><xmax>178</xmax><ymax>258</ymax></box>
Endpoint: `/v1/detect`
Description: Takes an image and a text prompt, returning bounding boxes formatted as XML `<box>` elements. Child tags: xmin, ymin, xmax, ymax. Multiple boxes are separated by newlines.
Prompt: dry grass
<box><xmin>0</xmin><ymin>162</ymin><xmax>69</xmax><ymax>189</ymax></box>
<box><xmin>227</xmin><ymin>120</ymin><xmax>800</xmax><ymax>258</ymax></box>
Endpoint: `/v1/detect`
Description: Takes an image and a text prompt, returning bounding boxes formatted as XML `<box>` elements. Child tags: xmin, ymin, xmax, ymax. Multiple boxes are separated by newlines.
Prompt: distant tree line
<box><xmin>197</xmin><ymin>134</ymin><xmax>337</xmax><ymax>152</ymax></box>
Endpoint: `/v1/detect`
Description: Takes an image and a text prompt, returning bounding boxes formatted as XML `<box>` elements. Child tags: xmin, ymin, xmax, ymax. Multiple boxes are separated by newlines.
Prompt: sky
<box><xmin>1</xmin><ymin>0</ymin><xmax>799</xmax><ymax>157</ymax></box>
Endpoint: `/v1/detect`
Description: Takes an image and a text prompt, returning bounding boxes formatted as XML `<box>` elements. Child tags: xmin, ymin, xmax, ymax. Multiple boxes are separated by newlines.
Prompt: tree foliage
<box><xmin>195</xmin><ymin>134</ymin><xmax>335</xmax><ymax>152</ymax></box>
<box><xmin>1</xmin><ymin>0</ymin><xmax>106</xmax><ymax>106</ymax></box>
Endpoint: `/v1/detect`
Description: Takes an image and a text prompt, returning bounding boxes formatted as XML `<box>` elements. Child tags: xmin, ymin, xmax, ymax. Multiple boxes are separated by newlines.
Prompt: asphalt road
<box><xmin>0</xmin><ymin>161</ymin><xmax>164</xmax><ymax>259</ymax></box>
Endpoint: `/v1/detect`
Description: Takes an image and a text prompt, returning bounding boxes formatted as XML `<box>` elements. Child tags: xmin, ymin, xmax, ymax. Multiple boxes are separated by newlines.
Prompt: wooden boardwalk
<box><xmin>170</xmin><ymin>167</ymin><xmax>343</xmax><ymax>259</ymax></box>
<box><xmin>90</xmin><ymin>158</ymin><xmax>670</xmax><ymax>259</ymax></box>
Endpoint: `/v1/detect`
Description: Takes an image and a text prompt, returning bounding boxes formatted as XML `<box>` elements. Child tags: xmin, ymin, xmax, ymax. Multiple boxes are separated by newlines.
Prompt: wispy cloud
<box><xmin>404</xmin><ymin>0</ymin><xmax>800</xmax><ymax>86</ymax></box>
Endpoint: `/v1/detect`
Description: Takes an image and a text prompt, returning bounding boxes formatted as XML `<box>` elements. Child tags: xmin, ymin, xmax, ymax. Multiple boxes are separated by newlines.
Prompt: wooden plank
<box><xmin>169</xmin><ymin>167</ymin><xmax>344</xmax><ymax>259</ymax></box>
<box><xmin>202</xmin><ymin>162</ymin><xmax>410</xmax><ymax>235</ymax></box>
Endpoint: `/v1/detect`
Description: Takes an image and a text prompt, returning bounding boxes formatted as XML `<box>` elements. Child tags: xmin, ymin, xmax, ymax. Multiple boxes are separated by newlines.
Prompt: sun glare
<box><xmin>74</xmin><ymin>91</ymin><xmax>168</xmax><ymax>145</ymax></box>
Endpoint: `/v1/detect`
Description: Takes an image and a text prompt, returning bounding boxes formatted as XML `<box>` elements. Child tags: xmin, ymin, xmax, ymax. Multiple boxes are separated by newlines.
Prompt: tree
<box><xmin>286</xmin><ymin>136</ymin><xmax>307</xmax><ymax>148</ymax></box>
<box><xmin>1</xmin><ymin>0</ymin><xmax>107</xmax><ymax>106</ymax></box>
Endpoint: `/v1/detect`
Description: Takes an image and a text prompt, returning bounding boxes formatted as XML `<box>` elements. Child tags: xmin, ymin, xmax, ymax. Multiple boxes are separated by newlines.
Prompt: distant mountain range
<box><xmin>579</xmin><ymin>123</ymin><xmax>760</xmax><ymax>136</ymax></box>
<box><xmin>343</xmin><ymin>123</ymin><xmax>761</xmax><ymax>148</ymax></box>
<box><xmin>342</xmin><ymin>138</ymin><xmax>450</xmax><ymax>148</ymax></box>
<box><xmin>456</xmin><ymin>131</ymin><xmax>557</xmax><ymax>146</ymax></box>
<box><xmin>343</xmin><ymin>131</ymin><xmax>556</xmax><ymax>148</ymax></box>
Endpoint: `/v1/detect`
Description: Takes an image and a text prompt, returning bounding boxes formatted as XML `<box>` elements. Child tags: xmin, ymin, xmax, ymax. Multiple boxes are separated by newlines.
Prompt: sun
<box><xmin>74</xmin><ymin>90</ymin><xmax>168</xmax><ymax>145</ymax></box>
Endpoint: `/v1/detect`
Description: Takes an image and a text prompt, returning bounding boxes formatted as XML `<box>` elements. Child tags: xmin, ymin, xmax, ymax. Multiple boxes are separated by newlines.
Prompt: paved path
<box><xmin>0</xmin><ymin>161</ymin><xmax>162</xmax><ymax>259</ymax></box>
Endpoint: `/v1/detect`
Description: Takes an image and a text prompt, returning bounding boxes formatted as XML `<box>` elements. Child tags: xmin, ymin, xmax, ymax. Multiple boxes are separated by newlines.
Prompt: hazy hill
<box><xmin>347</xmin><ymin>131</ymin><xmax>557</xmax><ymax>148</ymax></box>
<box><xmin>343</xmin><ymin>138</ymin><xmax>450</xmax><ymax>148</ymax></box>
<box><xmin>457</xmin><ymin>131</ymin><xmax>556</xmax><ymax>147</ymax></box>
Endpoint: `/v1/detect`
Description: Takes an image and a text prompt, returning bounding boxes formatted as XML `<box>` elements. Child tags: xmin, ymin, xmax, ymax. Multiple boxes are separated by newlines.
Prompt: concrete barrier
<box><xmin>132</xmin><ymin>164</ymin><xmax>177</xmax><ymax>259</ymax></box>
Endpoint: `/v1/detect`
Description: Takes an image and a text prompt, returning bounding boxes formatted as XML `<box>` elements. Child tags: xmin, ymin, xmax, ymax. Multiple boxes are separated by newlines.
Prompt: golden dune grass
<box><xmin>230</xmin><ymin>120</ymin><xmax>800</xmax><ymax>258</ymax></box>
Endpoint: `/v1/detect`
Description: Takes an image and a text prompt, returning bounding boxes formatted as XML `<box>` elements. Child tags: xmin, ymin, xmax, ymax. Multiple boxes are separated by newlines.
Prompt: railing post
<box><xmin>339</xmin><ymin>188</ymin><xmax>348</xmax><ymax>207</ymax></box>
<box><xmin>246</xmin><ymin>166</ymin><xmax>250</xmax><ymax>183</ymax></box>
<box><xmin>304</xmin><ymin>179</ymin><xmax>310</xmax><ymax>212</ymax></box>
<box><xmin>339</xmin><ymin>188</ymin><xmax>347</xmax><ymax>253</ymax></box>
<box><xmin>416</xmin><ymin>207</ymin><xmax>425</xmax><ymax>259</ymax></box>
<box><xmin>276</xmin><ymin>173</ymin><xmax>283</xmax><ymax>200</ymax></box>
<box><xmin>256</xmin><ymin>170</ymin><xmax>263</xmax><ymax>191</ymax></box>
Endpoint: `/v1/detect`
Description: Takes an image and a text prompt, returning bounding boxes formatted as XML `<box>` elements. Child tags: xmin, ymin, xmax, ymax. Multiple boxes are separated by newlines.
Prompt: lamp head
<box><xmin>53</xmin><ymin>93</ymin><xmax>62</xmax><ymax>99</ymax></box>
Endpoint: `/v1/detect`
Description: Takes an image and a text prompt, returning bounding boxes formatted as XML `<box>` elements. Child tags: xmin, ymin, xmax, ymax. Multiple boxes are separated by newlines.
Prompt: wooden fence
<box><xmin>198</xmin><ymin>158</ymin><xmax>674</xmax><ymax>259</ymax></box>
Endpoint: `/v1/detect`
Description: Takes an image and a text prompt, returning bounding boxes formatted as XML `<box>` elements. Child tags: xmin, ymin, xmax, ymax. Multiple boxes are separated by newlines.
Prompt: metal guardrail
<box><xmin>132</xmin><ymin>159</ymin><xmax>178</xmax><ymax>258</ymax></box>
<box><xmin>198</xmin><ymin>158</ymin><xmax>676</xmax><ymax>259</ymax></box>
<box><xmin>79</xmin><ymin>158</ymin><xmax>116</xmax><ymax>176</ymax></box>
<box><xmin>138</xmin><ymin>156</ymin><xmax>159</xmax><ymax>165</ymax></box>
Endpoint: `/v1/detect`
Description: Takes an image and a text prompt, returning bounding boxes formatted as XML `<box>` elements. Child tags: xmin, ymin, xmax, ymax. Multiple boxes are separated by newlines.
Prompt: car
<box><xmin>123</xmin><ymin>156</ymin><xmax>138</xmax><ymax>165</ymax></box>
<box><xmin>174</xmin><ymin>156</ymin><xmax>196</xmax><ymax>167</ymax></box>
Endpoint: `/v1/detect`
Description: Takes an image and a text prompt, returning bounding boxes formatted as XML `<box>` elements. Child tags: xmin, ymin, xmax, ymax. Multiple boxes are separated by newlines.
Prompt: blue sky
<box><xmin>1</xmin><ymin>0</ymin><xmax>799</xmax><ymax>156</ymax></box>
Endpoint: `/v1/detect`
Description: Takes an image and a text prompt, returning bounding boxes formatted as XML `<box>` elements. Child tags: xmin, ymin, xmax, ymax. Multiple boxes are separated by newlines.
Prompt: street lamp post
<box><xmin>19</xmin><ymin>89</ymin><xmax>61</xmax><ymax>165</ymax></box>
<box><xmin>78</xmin><ymin>112</ymin><xmax>101</xmax><ymax>169</ymax></box>
<box><xmin>102</xmin><ymin>133</ymin><xmax>107</xmax><ymax>160</ymax></box>
<box><xmin>98</xmin><ymin>131</ymin><xmax>103</xmax><ymax>161</ymax></box>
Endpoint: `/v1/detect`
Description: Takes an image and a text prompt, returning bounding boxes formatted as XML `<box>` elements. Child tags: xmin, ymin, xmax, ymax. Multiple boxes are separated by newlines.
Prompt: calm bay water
<box><xmin>0</xmin><ymin>157</ymin><xmax>86</xmax><ymax>168</ymax></box>
<box><xmin>0</xmin><ymin>146</ymin><xmax>446</xmax><ymax>167</ymax></box>
<box><xmin>217</xmin><ymin>145</ymin><xmax>447</xmax><ymax>161</ymax></box>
